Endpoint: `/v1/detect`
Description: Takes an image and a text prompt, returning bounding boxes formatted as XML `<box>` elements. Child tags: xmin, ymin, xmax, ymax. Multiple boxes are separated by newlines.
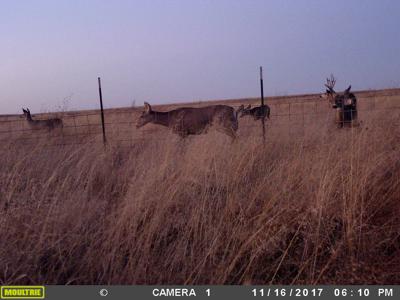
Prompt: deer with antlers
<box><xmin>22</xmin><ymin>108</ymin><xmax>63</xmax><ymax>132</ymax></box>
<box><xmin>136</xmin><ymin>102</ymin><xmax>238</xmax><ymax>140</ymax></box>
<box><xmin>320</xmin><ymin>74</ymin><xmax>357</xmax><ymax>128</ymax></box>
<box><xmin>236</xmin><ymin>104</ymin><xmax>270</xmax><ymax>120</ymax></box>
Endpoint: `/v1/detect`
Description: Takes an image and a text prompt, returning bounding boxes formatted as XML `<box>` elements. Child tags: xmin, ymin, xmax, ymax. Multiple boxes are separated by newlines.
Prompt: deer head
<box><xmin>136</xmin><ymin>102</ymin><xmax>155</xmax><ymax>128</ymax></box>
<box><xmin>237</xmin><ymin>104</ymin><xmax>252</xmax><ymax>118</ymax></box>
<box><xmin>22</xmin><ymin>108</ymin><xmax>32</xmax><ymax>119</ymax></box>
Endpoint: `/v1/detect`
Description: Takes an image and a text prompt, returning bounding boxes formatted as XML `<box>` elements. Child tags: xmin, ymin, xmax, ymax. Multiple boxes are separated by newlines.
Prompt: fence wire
<box><xmin>0</xmin><ymin>95</ymin><xmax>399</xmax><ymax>148</ymax></box>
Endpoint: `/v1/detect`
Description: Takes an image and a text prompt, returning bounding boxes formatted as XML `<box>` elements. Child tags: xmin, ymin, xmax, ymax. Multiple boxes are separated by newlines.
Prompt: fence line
<box><xmin>1</xmin><ymin>96</ymin><xmax>399</xmax><ymax>148</ymax></box>
<box><xmin>1</xmin><ymin>101</ymin><xmax>399</xmax><ymax>126</ymax></box>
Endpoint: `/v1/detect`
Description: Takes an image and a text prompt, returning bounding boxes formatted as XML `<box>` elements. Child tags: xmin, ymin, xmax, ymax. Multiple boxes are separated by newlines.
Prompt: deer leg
<box><xmin>178</xmin><ymin>130</ymin><xmax>188</xmax><ymax>139</ymax></box>
<box><xmin>218</xmin><ymin>126</ymin><xmax>237</xmax><ymax>142</ymax></box>
<box><xmin>335</xmin><ymin>109</ymin><xmax>343</xmax><ymax>128</ymax></box>
<box><xmin>229</xmin><ymin>131</ymin><xmax>237</xmax><ymax>143</ymax></box>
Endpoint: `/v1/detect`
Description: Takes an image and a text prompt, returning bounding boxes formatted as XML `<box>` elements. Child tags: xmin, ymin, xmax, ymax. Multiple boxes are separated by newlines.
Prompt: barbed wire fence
<box><xmin>0</xmin><ymin>93</ymin><xmax>399</xmax><ymax>149</ymax></box>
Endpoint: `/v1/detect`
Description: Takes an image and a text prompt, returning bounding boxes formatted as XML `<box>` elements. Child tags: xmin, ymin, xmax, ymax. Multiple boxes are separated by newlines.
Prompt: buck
<box><xmin>236</xmin><ymin>104</ymin><xmax>270</xmax><ymax>120</ymax></box>
<box><xmin>136</xmin><ymin>102</ymin><xmax>238</xmax><ymax>139</ymax></box>
<box><xmin>22</xmin><ymin>108</ymin><xmax>63</xmax><ymax>131</ymax></box>
<box><xmin>320</xmin><ymin>75</ymin><xmax>357</xmax><ymax>127</ymax></box>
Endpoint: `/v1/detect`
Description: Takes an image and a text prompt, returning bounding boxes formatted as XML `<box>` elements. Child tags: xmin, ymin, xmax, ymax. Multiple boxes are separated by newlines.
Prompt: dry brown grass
<box><xmin>0</xmin><ymin>97</ymin><xmax>400</xmax><ymax>285</ymax></box>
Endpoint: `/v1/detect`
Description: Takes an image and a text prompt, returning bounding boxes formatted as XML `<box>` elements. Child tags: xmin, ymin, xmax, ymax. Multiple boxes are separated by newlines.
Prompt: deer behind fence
<box><xmin>22</xmin><ymin>108</ymin><xmax>63</xmax><ymax>132</ymax></box>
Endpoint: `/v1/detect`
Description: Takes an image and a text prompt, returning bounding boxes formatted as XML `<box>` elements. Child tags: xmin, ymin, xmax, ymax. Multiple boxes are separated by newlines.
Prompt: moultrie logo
<box><xmin>0</xmin><ymin>286</ymin><xmax>45</xmax><ymax>299</ymax></box>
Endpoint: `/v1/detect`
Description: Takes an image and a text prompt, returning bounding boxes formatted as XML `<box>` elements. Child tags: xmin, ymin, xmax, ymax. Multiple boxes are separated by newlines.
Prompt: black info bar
<box><xmin>0</xmin><ymin>285</ymin><xmax>397</xmax><ymax>300</ymax></box>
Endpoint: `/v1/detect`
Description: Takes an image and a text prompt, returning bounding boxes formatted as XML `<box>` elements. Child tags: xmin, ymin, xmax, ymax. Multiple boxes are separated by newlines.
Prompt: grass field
<box><xmin>0</xmin><ymin>89</ymin><xmax>399</xmax><ymax>284</ymax></box>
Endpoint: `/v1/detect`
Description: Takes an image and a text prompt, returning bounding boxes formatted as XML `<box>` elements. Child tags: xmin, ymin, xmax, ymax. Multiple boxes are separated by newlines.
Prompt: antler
<box><xmin>324</xmin><ymin>74</ymin><xmax>336</xmax><ymax>91</ymax></box>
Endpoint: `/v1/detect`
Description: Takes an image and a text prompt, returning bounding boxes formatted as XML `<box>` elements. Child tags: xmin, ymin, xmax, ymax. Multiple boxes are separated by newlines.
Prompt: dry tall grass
<box><xmin>0</xmin><ymin>109</ymin><xmax>399</xmax><ymax>285</ymax></box>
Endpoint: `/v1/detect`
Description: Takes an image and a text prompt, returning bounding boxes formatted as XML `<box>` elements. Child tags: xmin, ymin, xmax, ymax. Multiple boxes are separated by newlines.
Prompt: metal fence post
<box><xmin>260</xmin><ymin>66</ymin><xmax>266</xmax><ymax>143</ymax></box>
<box><xmin>98</xmin><ymin>77</ymin><xmax>107</xmax><ymax>146</ymax></box>
<box><xmin>303</xmin><ymin>102</ymin><xmax>305</xmax><ymax>137</ymax></box>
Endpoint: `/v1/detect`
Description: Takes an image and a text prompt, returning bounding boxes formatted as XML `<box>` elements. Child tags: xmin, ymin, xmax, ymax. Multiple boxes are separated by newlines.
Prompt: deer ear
<box><xmin>22</xmin><ymin>108</ymin><xmax>26</xmax><ymax>113</ymax></box>
<box><xmin>144</xmin><ymin>102</ymin><xmax>152</xmax><ymax>113</ymax></box>
<box><xmin>246</xmin><ymin>104</ymin><xmax>251</xmax><ymax>109</ymax></box>
<box><xmin>345</xmin><ymin>85</ymin><xmax>351</xmax><ymax>93</ymax></box>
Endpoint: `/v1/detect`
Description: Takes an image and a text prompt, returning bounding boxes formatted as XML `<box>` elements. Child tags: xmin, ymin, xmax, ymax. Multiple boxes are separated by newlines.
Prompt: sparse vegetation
<box><xmin>0</xmin><ymin>93</ymin><xmax>399</xmax><ymax>285</ymax></box>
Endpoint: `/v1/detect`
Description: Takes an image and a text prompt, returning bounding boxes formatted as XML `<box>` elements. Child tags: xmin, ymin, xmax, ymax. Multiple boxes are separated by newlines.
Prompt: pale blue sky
<box><xmin>1</xmin><ymin>0</ymin><xmax>399</xmax><ymax>114</ymax></box>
